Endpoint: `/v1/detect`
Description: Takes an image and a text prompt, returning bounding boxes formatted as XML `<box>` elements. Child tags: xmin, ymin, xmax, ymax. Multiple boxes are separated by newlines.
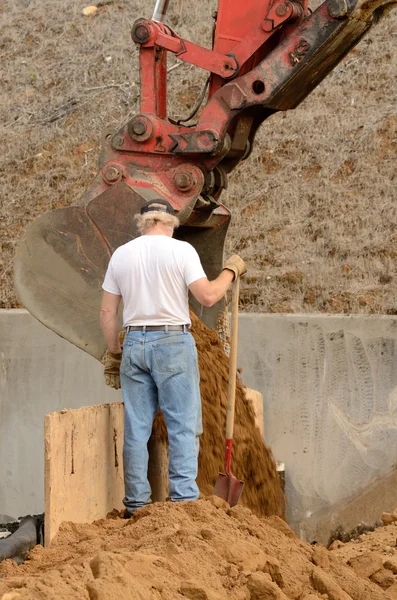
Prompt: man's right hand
<box><xmin>102</xmin><ymin>350</ymin><xmax>123</xmax><ymax>390</ymax></box>
<box><xmin>223</xmin><ymin>255</ymin><xmax>247</xmax><ymax>280</ymax></box>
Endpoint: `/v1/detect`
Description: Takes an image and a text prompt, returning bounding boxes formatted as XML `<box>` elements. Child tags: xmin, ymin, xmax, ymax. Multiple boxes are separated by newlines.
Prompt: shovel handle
<box><xmin>225</xmin><ymin>274</ymin><xmax>240</xmax><ymax>442</ymax></box>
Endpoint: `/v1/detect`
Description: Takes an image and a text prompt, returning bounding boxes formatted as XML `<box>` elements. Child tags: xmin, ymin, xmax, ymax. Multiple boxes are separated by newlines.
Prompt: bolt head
<box><xmin>112</xmin><ymin>135</ymin><xmax>124</xmax><ymax>148</ymax></box>
<box><xmin>175</xmin><ymin>173</ymin><xmax>191</xmax><ymax>190</ymax></box>
<box><xmin>131</xmin><ymin>120</ymin><xmax>147</xmax><ymax>135</ymax></box>
<box><xmin>104</xmin><ymin>166</ymin><xmax>120</xmax><ymax>182</ymax></box>
<box><xmin>328</xmin><ymin>0</ymin><xmax>348</xmax><ymax>18</ymax></box>
<box><xmin>133</xmin><ymin>23</ymin><xmax>150</xmax><ymax>43</ymax></box>
<box><xmin>128</xmin><ymin>115</ymin><xmax>153</xmax><ymax>142</ymax></box>
<box><xmin>276</xmin><ymin>3</ymin><xmax>287</xmax><ymax>16</ymax></box>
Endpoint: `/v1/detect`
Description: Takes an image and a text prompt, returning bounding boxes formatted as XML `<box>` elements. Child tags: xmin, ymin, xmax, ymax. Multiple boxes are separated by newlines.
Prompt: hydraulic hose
<box><xmin>0</xmin><ymin>516</ymin><xmax>38</xmax><ymax>564</ymax></box>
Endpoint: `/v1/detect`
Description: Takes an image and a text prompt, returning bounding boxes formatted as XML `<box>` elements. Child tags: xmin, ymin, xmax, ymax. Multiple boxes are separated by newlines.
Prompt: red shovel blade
<box><xmin>213</xmin><ymin>472</ymin><xmax>244</xmax><ymax>507</ymax></box>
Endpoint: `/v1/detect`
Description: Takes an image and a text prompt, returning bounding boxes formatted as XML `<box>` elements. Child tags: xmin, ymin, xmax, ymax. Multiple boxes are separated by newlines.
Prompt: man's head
<box><xmin>135</xmin><ymin>199</ymin><xmax>180</xmax><ymax>235</ymax></box>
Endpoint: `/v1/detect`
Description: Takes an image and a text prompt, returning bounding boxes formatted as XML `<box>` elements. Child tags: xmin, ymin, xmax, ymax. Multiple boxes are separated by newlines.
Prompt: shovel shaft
<box><xmin>214</xmin><ymin>274</ymin><xmax>244</xmax><ymax>507</ymax></box>
<box><xmin>225</xmin><ymin>276</ymin><xmax>240</xmax><ymax>442</ymax></box>
<box><xmin>214</xmin><ymin>274</ymin><xmax>245</xmax><ymax>506</ymax></box>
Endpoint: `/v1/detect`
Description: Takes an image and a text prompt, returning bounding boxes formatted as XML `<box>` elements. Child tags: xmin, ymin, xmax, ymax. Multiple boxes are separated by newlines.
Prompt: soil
<box><xmin>1</xmin><ymin>500</ymin><xmax>397</xmax><ymax>599</ymax></box>
<box><xmin>152</xmin><ymin>311</ymin><xmax>285</xmax><ymax>519</ymax></box>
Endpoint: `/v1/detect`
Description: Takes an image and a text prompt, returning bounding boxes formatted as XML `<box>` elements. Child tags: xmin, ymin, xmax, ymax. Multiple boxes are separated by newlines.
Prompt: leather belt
<box><xmin>126</xmin><ymin>325</ymin><xmax>188</xmax><ymax>332</ymax></box>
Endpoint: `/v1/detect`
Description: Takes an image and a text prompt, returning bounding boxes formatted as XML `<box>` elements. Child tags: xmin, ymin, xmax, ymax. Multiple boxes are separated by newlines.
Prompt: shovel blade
<box><xmin>213</xmin><ymin>473</ymin><xmax>244</xmax><ymax>507</ymax></box>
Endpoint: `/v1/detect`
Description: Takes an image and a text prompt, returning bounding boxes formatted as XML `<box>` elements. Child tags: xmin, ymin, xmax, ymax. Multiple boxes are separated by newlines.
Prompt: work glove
<box><xmin>223</xmin><ymin>255</ymin><xmax>247</xmax><ymax>280</ymax></box>
<box><xmin>102</xmin><ymin>350</ymin><xmax>122</xmax><ymax>390</ymax></box>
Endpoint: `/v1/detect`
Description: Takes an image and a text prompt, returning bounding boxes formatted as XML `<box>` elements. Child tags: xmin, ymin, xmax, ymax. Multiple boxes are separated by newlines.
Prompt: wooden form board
<box><xmin>44</xmin><ymin>402</ymin><xmax>125</xmax><ymax>547</ymax></box>
<box><xmin>244</xmin><ymin>387</ymin><xmax>264</xmax><ymax>438</ymax></box>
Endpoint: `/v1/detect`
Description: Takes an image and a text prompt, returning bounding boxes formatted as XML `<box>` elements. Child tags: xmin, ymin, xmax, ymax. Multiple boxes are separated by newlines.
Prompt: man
<box><xmin>100</xmin><ymin>199</ymin><xmax>246</xmax><ymax>516</ymax></box>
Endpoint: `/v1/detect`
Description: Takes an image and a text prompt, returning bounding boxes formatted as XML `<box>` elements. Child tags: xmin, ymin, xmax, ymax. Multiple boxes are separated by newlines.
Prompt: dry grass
<box><xmin>1</xmin><ymin>0</ymin><xmax>396</xmax><ymax>313</ymax></box>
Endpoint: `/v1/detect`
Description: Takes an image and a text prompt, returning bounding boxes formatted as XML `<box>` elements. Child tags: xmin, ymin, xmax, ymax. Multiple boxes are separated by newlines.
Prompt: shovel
<box><xmin>213</xmin><ymin>274</ymin><xmax>244</xmax><ymax>506</ymax></box>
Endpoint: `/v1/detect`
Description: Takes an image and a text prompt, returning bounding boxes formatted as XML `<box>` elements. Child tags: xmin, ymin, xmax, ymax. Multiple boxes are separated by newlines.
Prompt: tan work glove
<box><xmin>223</xmin><ymin>255</ymin><xmax>247</xmax><ymax>280</ymax></box>
<box><xmin>102</xmin><ymin>351</ymin><xmax>122</xmax><ymax>390</ymax></box>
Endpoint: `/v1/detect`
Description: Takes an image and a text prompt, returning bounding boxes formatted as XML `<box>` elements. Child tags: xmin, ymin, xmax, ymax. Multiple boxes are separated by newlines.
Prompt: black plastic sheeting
<box><xmin>0</xmin><ymin>514</ymin><xmax>44</xmax><ymax>564</ymax></box>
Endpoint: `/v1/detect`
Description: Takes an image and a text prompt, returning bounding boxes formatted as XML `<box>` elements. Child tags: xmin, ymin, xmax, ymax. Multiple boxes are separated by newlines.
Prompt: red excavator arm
<box><xmin>15</xmin><ymin>0</ymin><xmax>395</xmax><ymax>359</ymax></box>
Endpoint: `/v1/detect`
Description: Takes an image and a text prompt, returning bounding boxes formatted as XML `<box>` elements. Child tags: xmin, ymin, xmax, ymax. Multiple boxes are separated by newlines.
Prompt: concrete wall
<box><xmin>1</xmin><ymin>310</ymin><xmax>397</xmax><ymax>542</ymax></box>
<box><xmin>237</xmin><ymin>313</ymin><xmax>397</xmax><ymax>539</ymax></box>
<box><xmin>0</xmin><ymin>309</ymin><xmax>121</xmax><ymax>519</ymax></box>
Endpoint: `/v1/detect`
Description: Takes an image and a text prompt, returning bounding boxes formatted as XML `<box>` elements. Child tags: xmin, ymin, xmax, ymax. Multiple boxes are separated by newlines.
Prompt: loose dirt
<box><xmin>152</xmin><ymin>311</ymin><xmax>285</xmax><ymax>519</ymax></box>
<box><xmin>1</xmin><ymin>500</ymin><xmax>397</xmax><ymax>599</ymax></box>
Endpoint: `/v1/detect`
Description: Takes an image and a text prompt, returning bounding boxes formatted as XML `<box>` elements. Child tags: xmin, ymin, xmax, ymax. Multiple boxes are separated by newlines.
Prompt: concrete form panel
<box><xmin>304</xmin><ymin>468</ymin><xmax>397</xmax><ymax>544</ymax></box>
<box><xmin>236</xmin><ymin>313</ymin><xmax>397</xmax><ymax>538</ymax></box>
<box><xmin>0</xmin><ymin>310</ymin><xmax>121</xmax><ymax>519</ymax></box>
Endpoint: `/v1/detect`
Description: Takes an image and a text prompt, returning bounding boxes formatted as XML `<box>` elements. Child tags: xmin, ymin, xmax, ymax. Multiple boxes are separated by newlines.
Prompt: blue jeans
<box><xmin>120</xmin><ymin>329</ymin><xmax>202</xmax><ymax>513</ymax></box>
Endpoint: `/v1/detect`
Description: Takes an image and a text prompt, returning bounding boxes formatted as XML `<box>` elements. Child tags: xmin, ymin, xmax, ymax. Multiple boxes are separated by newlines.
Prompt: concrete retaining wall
<box><xmin>1</xmin><ymin>309</ymin><xmax>397</xmax><ymax>542</ymax></box>
<box><xmin>237</xmin><ymin>313</ymin><xmax>397</xmax><ymax>539</ymax></box>
<box><xmin>0</xmin><ymin>309</ymin><xmax>121</xmax><ymax>520</ymax></box>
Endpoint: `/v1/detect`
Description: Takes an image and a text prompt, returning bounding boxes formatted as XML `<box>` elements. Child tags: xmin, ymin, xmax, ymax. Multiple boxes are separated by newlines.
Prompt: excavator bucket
<box><xmin>14</xmin><ymin>183</ymin><xmax>229</xmax><ymax>360</ymax></box>
<box><xmin>14</xmin><ymin>182</ymin><xmax>144</xmax><ymax>360</ymax></box>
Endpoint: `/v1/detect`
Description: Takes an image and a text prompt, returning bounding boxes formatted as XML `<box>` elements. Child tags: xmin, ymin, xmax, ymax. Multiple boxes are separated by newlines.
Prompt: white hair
<box><xmin>134</xmin><ymin>210</ymin><xmax>180</xmax><ymax>234</ymax></box>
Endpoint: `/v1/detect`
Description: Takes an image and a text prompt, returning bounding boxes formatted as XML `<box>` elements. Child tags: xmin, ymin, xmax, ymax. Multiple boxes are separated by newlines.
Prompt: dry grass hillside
<box><xmin>1</xmin><ymin>0</ymin><xmax>396</xmax><ymax>313</ymax></box>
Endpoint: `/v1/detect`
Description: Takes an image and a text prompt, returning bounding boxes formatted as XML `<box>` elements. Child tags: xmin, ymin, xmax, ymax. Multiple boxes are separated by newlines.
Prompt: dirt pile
<box><xmin>152</xmin><ymin>311</ymin><xmax>285</xmax><ymax>518</ymax></box>
<box><xmin>1</xmin><ymin>498</ymin><xmax>396</xmax><ymax>599</ymax></box>
<box><xmin>331</xmin><ymin>510</ymin><xmax>397</xmax><ymax>597</ymax></box>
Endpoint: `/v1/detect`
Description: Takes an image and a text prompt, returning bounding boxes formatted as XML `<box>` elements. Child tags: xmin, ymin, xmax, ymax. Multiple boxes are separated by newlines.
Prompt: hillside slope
<box><xmin>1</xmin><ymin>0</ymin><xmax>396</xmax><ymax>312</ymax></box>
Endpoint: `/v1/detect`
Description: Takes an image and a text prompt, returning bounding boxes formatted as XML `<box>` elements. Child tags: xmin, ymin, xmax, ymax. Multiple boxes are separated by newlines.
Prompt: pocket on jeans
<box><xmin>120</xmin><ymin>346</ymin><xmax>131</xmax><ymax>375</ymax></box>
<box><xmin>153</xmin><ymin>340</ymin><xmax>187</xmax><ymax>374</ymax></box>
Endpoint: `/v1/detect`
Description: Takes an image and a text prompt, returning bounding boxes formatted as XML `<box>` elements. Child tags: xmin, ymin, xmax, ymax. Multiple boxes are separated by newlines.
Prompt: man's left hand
<box><xmin>102</xmin><ymin>350</ymin><xmax>122</xmax><ymax>389</ymax></box>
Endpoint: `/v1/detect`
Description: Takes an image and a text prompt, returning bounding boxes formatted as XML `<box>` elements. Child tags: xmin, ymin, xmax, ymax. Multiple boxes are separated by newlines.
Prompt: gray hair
<box><xmin>134</xmin><ymin>210</ymin><xmax>180</xmax><ymax>234</ymax></box>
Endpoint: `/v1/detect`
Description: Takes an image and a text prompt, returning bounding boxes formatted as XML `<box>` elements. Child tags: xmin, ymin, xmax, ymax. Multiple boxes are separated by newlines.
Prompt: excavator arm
<box><xmin>14</xmin><ymin>0</ymin><xmax>395</xmax><ymax>359</ymax></box>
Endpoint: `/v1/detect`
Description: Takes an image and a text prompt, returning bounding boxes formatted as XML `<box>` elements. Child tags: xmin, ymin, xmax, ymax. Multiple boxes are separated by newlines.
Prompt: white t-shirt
<box><xmin>102</xmin><ymin>235</ymin><xmax>207</xmax><ymax>327</ymax></box>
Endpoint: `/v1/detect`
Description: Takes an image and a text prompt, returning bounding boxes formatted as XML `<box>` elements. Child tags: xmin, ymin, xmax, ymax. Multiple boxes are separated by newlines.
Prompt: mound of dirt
<box><xmin>1</xmin><ymin>498</ymin><xmax>395</xmax><ymax>599</ymax></box>
<box><xmin>152</xmin><ymin>311</ymin><xmax>285</xmax><ymax>519</ymax></box>
<box><xmin>330</xmin><ymin>510</ymin><xmax>397</xmax><ymax>596</ymax></box>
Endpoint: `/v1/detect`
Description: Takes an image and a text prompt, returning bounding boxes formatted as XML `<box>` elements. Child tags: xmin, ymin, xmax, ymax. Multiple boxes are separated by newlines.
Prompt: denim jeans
<box><xmin>120</xmin><ymin>329</ymin><xmax>202</xmax><ymax>513</ymax></box>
